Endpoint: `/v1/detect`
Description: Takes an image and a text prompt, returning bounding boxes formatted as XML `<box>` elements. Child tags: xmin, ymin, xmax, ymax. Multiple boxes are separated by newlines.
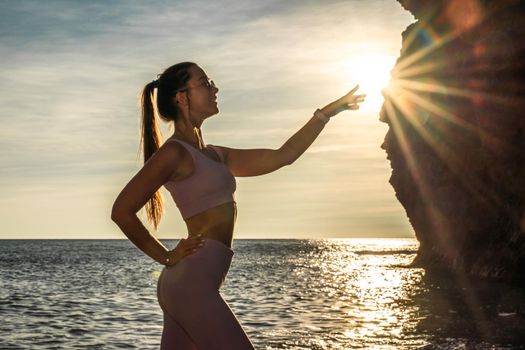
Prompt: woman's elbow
<box><xmin>278</xmin><ymin>147</ymin><xmax>297</xmax><ymax>167</ymax></box>
<box><xmin>281</xmin><ymin>157</ymin><xmax>294</xmax><ymax>167</ymax></box>
<box><xmin>111</xmin><ymin>201</ymin><xmax>131</xmax><ymax>225</ymax></box>
<box><xmin>110</xmin><ymin>204</ymin><xmax>122</xmax><ymax>224</ymax></box>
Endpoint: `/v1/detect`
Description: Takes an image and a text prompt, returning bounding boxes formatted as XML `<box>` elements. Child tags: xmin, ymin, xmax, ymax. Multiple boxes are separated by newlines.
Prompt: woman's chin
<box><xmin>205</xmin><ymin>108</ymin><xmax>219</xmax><ymax>119</ymax></box>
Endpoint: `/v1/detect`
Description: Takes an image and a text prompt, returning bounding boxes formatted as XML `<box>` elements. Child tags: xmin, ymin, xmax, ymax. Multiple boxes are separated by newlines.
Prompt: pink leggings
<box><xmin>157</xmin><ymin>238</ymin><xmax>255</xmax><ymax>350</ymax></box>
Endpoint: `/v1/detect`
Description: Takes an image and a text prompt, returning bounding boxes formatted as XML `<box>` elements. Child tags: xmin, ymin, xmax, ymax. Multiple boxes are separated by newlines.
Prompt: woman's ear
<box><xmin>174</xmin><ymin>91</ymin><xmax>188</xmax><ymax>107</ymax></box>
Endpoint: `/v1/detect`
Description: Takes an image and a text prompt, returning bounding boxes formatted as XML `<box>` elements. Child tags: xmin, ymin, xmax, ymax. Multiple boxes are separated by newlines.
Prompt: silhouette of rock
<box><xmin>381</xmin><ymin>0</ymin><xmax>525</xmax><ymax>282</ymax></box>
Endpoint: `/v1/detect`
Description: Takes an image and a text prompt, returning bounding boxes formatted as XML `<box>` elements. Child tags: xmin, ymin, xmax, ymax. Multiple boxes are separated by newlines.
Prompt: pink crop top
<box><xmin>163</xmin><ymin>139</ymin><xmax>236</xmax><ymax>220</ymax></box>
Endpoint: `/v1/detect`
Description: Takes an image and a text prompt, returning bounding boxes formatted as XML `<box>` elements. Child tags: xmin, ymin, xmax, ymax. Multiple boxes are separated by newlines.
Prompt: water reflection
<box><xmin>260</xmin><ymin>238</ymin><xmax>428</xmax><ymax>349</ymax></box>
<box><xmin>233</xmin><ymin>239</ymin><xmax>525</xmax><ymax>349</ymax></box>
<box><xmin>412</xmin><ymin>271</ymin><xmax>525</xmax><ymax>348</ymax></box>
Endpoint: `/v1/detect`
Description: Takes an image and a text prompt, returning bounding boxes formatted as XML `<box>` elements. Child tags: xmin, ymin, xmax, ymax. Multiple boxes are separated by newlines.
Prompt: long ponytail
<box><xmin>139</xmin><ymin>62</ymin><xmax>196</xmax><ymax>230</ymax></box>
<box><xmin>141</xmin><ymin>81</ymin><xmax>164</xmax><ymax>230</ymax></box>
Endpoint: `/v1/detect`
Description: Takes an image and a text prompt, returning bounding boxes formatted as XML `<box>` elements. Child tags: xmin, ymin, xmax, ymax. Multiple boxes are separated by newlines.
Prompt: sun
<box><xmin>343</xmin><ymin>54</ymin><xmax>396</xmax><ymax>112</ymax></box>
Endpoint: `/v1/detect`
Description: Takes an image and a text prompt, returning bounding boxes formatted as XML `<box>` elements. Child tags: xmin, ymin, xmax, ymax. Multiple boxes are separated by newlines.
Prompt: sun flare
<box><xmin>343</xmin><ymin>54</ymin><xmax>396</xmax><ymax>111</ymax></box>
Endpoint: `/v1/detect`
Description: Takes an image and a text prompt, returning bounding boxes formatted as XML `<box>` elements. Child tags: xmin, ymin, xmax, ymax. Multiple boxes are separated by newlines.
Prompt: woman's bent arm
<box><xmin>111</xmin><ymin>142</ymin><xmax>200</xmax><ymax>265</ymax></box>
<box><xmin>111</xmin><ymin>210</ymin><xmax>171</xmax><ymax>265</ymax></box>
<box><xmin>112</xmin><ymin>204</ymin><xmax>204</xmax><ymax>266</ymax></box>
<box><xmin>221</xmin><ymin>85</ymin><xmax>365</xmax><ymax>177</ymax></box>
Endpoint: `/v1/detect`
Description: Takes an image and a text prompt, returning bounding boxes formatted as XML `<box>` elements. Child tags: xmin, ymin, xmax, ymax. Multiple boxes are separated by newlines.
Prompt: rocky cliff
<box><xmin>380</xmin><ymin>0</ymin><xmax>525</xmax><ymax>281</ymax></box>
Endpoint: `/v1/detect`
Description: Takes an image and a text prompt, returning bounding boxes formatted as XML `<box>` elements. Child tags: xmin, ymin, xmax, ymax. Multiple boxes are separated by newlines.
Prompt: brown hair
<box><xmin>140</xmin><ymin>62</ymin><xmax>196</xmax><ymax>229</ymax></box>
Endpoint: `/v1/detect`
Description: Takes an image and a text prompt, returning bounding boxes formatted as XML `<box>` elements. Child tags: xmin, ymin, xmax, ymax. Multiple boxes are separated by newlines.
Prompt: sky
<box><xmin>0</xmin><ymin>0</ymin><xmax>415</xmax><ymax>239</ymax></box>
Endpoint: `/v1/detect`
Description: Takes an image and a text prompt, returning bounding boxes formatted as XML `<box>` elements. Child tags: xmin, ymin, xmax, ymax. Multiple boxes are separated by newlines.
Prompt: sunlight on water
<box><xmin>309</xmin><ymin>239</ymin><xmax>423</xmax><ymax>348</ymax></box>
<box><xmin>225</xmin><ymin>239</ymin><xmax>428</xmax><ymax>349</ymax></box>
<box><xmin>349</xmin><ymin>255</ymin><xmax>418</xmax><ymax>346</ymax></box>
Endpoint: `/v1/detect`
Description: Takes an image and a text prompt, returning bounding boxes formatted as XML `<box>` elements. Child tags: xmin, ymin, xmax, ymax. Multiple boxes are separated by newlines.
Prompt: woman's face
<box><xmin>182</xmin><ymin>65</ymin><xmax>219</xmax><ymax>120</ymax></box>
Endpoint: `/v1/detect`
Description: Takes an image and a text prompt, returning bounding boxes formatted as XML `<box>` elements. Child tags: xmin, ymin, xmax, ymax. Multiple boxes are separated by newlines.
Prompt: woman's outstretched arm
<box><xmin>220</xmin><ymin>85</ymin><xmax>365</xmax><ymax>177</ymax></box>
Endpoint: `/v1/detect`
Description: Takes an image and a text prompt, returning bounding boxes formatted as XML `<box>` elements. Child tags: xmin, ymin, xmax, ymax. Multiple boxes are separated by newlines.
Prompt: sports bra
<box><xmin>163</xmin><ymin>139</ymin><xmax>236</xmax><ymax>220</ymax></box>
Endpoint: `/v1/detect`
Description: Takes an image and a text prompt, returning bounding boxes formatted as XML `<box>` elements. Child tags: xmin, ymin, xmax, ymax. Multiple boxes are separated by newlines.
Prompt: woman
<box><xmin>111</xmin><ymin>62</ymin><xmax>365</xmax><ymax>349</ymax></box>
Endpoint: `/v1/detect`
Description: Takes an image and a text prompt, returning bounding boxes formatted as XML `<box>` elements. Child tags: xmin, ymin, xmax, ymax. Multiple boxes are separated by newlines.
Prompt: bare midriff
<box><xmin>184</xmin><ymin>202</ymin><xmax>237</xmax><ymax>248</ymax></box>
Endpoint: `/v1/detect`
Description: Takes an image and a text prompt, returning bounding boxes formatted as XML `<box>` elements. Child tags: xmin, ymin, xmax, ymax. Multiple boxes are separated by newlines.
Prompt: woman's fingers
<box><xmin>180</xmin><ymin>235</ymin><xmax>205</xmax><ymax>253</ymax></box>
<box><xmin>349</xmin><ymin>94</ymin><xmax>366</xmax><ymax>103</ymax></box>
<box><xmin>169</xmin><ymin>235</ymin><xmax>207</xmax><ymax>264</ymax></box>
<box><xmin>181</xmin><ymin>248</ymin><xmax>195</xmax><ymax>257</ymax></box>
<box><xmin>340</xmin><ymin>94</ymin><xmax>365</xmax><ymax>111</ymax></box>
<box><xmin>348</xmin><ymin>84</ymin><xmax>360</xmax><ymax>95</ymax></box>
<box><xmin>341</xmin><ymin>87</ymin><xmax>366</xmax><ymax>109</ymax></box>
<box><xmin>166</xmin><ymin>236</ymin><xmax>208</xmax><ymax>266</ymax></box>
<box><xmin>345</xmin><ymin>86</ymin><xmax>364</xmax><ymax>99</ymax></box>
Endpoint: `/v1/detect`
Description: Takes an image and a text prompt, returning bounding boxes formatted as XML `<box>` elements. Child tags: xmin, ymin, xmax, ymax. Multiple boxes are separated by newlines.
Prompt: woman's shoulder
<box><xmin>148</xmin><ymin>139</ymin><xmax>189</xmax><ymax>166</ymax></box>
<box><xmin>207</xmin><ymin>144</ymin><xmax>226</xmax><ymax>162</ymax></box>
<box><xmin>142</xmin><ymin>139</ymin><xmax>193</xmax><ymax>182</ymax></box>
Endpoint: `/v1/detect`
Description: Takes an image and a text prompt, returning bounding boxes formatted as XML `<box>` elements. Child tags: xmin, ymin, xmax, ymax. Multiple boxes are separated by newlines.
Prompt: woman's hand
<box><xmin>338</xmin><ymin>84</ymin><xmax>366</xmax><ymax>111</ymax></box>
<box><xmin>165</xmin><ymin>235</ymin><xmax>206</xmax><ymax>267</ymax></box>
<box><xmin>322</xmin><ymin>85</ymin><xmax>366</xmax><ymax>118</ymax></box>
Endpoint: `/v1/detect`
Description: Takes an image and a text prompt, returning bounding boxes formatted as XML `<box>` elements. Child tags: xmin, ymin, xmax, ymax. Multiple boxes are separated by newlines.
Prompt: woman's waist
<box><xmin>184</xmin><ymin>202</ymin><xmax>236</xmax><ymax>247</ymax></box>
<box><xmin>187</xmin><ymin>230</ymin><xmax>234</xmax><ymax>248</ymax></box>
<box><xmin>185</xmin><ymin>220</ymin><xmax>235</xmax><ymax>247</ymax></box>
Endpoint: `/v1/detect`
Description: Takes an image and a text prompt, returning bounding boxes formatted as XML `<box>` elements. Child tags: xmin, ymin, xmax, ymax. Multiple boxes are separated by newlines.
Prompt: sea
<box><xmin>1</xmin><ymin>239</ymin><xmax>524</xmax><ymax>350</ymax></box>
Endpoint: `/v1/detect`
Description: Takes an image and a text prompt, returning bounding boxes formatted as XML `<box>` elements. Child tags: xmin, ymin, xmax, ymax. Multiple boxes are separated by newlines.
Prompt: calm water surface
<box><xmin>1</xmin><ymin>239</ymin><xmax>524</xmax><ymax>349</ymax></box>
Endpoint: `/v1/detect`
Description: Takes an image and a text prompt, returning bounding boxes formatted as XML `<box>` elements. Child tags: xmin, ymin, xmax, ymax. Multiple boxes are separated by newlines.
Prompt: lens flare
<box><xmin>344</xmin><ymin>54</ymin><xmax>397</xmax><ymax>111</ymax></box>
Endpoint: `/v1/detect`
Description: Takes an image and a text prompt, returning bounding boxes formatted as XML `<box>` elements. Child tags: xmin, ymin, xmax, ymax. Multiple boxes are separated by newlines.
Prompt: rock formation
<box><xmin>380</xmin><ymin>0</ymin><xmax>525</xmax><ymax>281</ymax></box>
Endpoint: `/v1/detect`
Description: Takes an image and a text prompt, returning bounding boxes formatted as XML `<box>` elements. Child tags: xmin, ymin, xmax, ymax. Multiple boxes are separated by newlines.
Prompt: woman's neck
<box><xmin>174</xmin><ymin>112</ymin><xmax>206</xmax><ymax>149</ymax></box>
<box><xmin>174</xmin><ymin>126</ymin><xmax>205</xmax><ymax>149</ymax></box>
